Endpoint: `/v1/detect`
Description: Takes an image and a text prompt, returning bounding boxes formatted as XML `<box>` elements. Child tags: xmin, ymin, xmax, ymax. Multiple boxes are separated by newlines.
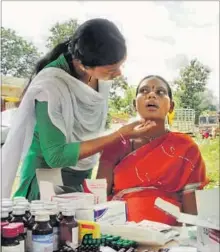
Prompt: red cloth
<box><xmin>103</xmin><ymin>132</ymin><xmax>208</xmax><ymax>225</ymax></box>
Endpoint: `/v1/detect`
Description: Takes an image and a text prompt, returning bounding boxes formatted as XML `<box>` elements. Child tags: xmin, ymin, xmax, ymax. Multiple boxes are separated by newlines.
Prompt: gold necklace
<box><xmin>143</xmin><ymin>128</ymin><xmax>170</xmax><ymax>142</ymax></box>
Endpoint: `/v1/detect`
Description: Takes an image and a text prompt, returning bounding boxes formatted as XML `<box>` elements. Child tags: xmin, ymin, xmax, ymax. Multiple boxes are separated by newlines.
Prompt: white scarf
<box><xmin>1</xmin><ymin>68</ymin><xmax>111</xmax><ymax>198</ymax></box>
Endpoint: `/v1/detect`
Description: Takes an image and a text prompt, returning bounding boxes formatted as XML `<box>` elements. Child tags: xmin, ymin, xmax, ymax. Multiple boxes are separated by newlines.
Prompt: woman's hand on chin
<box><xmin>118</xmin><ymin>119</ymin><xmax>156</xmax><ymax>139</ymax></box>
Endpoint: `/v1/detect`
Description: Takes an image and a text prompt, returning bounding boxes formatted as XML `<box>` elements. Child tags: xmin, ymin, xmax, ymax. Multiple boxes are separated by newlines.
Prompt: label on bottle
<box><xmin>25</xmin><ymin>230</ymin><xmax>32</xmax><ymax>252</ymax></box>
<box><xmin>32</xmin><ymin>234</ymin><xmax>53</xmax><ymax>252</ymax></box>
<box><xmin>64</xmin><ymin>226</ymin><xmax>79</xmax><ymax>249</ymax></box>
<box><xmin>71</xmin><ymin>226</ymin><xmax>79</xmax><ymax>249</ymax></box>
<box><xmin>2</xmin><ymin>245</ymin><xmax>20</xmax><ymax>252</ymax></box>
<box><xmin>53</xmin><ymin>227</ymin><xmax>59</xmax><ymax>251</ymax></box>
<box><xmin>20</xmin><ymin>239</ymin><xmax>25</xmax><ymax>252</ymax></box>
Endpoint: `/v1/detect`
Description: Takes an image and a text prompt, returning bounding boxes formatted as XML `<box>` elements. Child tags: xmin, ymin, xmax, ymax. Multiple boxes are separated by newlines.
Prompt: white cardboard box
<box><xmin>76</xmin><ymin>201</ymin><xmax>127</xmax><ymax>225</ymax></box>
<box><xmin>52</xmin><ymin>192</ymin><xmax>95</xmax><ymax>208</ymax></box>
<box><xmin>155</xmin><ymin>188</ymin><xmax>220</xmax><ymax>252</ymax></box>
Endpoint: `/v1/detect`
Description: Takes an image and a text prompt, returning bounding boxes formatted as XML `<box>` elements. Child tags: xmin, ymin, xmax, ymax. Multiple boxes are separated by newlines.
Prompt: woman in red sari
<box><xmin>97</xmin><ymin>75</ymin><xmax>208</xmax><ymax>225</ymax></box>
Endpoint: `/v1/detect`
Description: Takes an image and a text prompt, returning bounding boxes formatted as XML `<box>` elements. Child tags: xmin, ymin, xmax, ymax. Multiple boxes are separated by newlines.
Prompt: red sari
<box><xmin>102</xmin><ymin>132</ymin><xmax>208</xmax><ymax>225</ymax></box>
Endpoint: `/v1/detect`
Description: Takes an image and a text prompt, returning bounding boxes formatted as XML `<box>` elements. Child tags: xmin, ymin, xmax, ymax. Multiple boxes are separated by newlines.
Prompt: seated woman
<box><xmin>97</xmin><ymin>75</ymin><xmax>208</xmax><ymax>225</ymax></box>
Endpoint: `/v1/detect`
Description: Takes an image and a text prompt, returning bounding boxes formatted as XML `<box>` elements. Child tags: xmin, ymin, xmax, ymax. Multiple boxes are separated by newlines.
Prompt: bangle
<box><xmin>117</xmin><ymin>130</ymin><xmax>127</xmax><ymax>145</ymax></box>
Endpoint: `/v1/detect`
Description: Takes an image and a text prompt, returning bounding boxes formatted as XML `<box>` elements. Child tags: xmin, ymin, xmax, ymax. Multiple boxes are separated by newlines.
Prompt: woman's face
<box><xmin>85</xmin><ymin>57</ymin><xmax>126</xmax><ymax>81</ymax></box>
<box><xmin>135</xmin><ymin>77</ymin><xmax>174</xmax><ymax>121</ymax></box>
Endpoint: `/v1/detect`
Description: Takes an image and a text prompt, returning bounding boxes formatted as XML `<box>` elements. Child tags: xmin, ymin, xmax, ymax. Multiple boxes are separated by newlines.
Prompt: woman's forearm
<box><xmin>79</xmin><ymin>131</ymin><xmax>120</xmax><ymax>159</ymax></box>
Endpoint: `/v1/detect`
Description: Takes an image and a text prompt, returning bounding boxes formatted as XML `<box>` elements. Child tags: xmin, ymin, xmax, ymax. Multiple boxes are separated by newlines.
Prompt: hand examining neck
<box><xmin>142</xmin><ymin>122</ymin><xmax>167</xmax><ymax>139</ymax></box>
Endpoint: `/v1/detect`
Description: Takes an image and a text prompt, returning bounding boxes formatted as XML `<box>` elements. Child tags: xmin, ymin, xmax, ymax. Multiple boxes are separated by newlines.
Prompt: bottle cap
<box><xmin>58</xmin><ymin>203</ymin><xmax>73</xmax><ymax>213</ymax></box>
<box><xmin>30</xmin><ymin>204</ymin><xmax>44</xmax><ymax>210</ymax></box>
<box><xmin>2</xmin><ymin>201</ymin><xmax>13</xmax><ymax>208</ymax></box>
<box><xmin>2</xmin><ymin>226</ymin><xmax>19</xmax><ymax>238</ymax></box>
<box><xmin>1</xmin><ymin>222</ymin><xmax>9</xmax><ymax>230</ymax></box>
<box><xmin>2</xmin><ymin>206</ymin><xmax>13</xmax><ymax>213</ymax></box>
<box><xmin>13</xmin><ymin>196</ymin><xmax>26</xmax><ymax>202</ymax></box>
<box><xmin>12</xmin><ymin>206</ymin><xmax>26</xmax><ymax>215</ymax></box>
<box><xmin>47</xmin><ymin>208</ymin><xmax>58</xmax><ymax>216</ymax></box>
<box><xmin>58</xmin><ymin>202</ymin><xmax>71</xmax><ymax>207</ymax></box>
<box><xmin>43</xmin><ymin>201</ymin><xmax>57</xmax><ymax>206</ymax></box>
<box><xmin>35</xmin><ymin>212</ymin><xmax>50</xmax><ymax>222</ymax></box>
<box><xmin>44</xmin><ymin>204</ymin><xmax>57</xmax><ymax>210</ymax></box>
<box><xmin>31</xmin><ymin>200</ymin><xmax>44</xmax><ymax>205</ymax></box>
<box><xmin>2</xmin><ymin>198</ymin><xmax>12</xmax><ymax>202</ymax></box>
<box><xmin>62</xmin><ymin>208</ymin><xmax>76</xmax><ymax>216</ymax></box>
<box><xmin>15</xmin><ymin>201</ymin><xmax>30</xmax><ymax>210</ymax></box>
<box><xmin>9</xmin><ymin>223</ymin><xmax>24</xmax><ymax>234</ymax></box>
<box><xmin>1</xmin><ymin>208</ymin><xmax>9</xmax><ymax>218</ymax></box>
<box><xmin>30</xmin><ymin>203</ymin><xmax>44</xmax><ymax>209</ymax></box>
<box><xmin>30</xmin><ymin>205</ymin><xmax>44</xmax><ymax>215</ymax></box>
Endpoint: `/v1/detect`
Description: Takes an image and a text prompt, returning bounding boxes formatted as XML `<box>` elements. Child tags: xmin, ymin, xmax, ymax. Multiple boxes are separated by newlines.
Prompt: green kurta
<box><xmin>14</xmin><ymin>54</ymin><xmax>93</xmax><ymax>201</ymax></box>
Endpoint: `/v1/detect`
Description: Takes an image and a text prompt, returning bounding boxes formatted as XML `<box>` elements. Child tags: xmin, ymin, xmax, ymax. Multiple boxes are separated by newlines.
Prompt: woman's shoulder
<box><xmin>169</xmin><ymin>131</ymin><xmax>199</xmax><ymax>148</ymax></box>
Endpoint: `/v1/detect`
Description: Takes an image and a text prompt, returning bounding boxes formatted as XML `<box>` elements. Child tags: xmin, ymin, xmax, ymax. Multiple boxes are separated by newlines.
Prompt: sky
<box><xmin>2</xmin><ymin>1</ymin><xmax>220</xmax><ymax>98</ymax></box>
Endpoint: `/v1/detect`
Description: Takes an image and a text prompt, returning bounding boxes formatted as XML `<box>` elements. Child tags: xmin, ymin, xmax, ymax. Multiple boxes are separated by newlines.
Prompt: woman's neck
<box><xmin>144</xmin><ymin>123</ymin><xmax>167</xmax><ymax>138</ymax></box>
<box><xmin>139</xmin><ymin>121</ymin><xmax>168</xmax><ymax>142</ymax></box>
<box><xmin>132</xmin><ymin>122</ymin><xmax>168</xmax><ymax>150</ymax></box>
<box><xmin>72</xmin><ymin>60</ymin><xmax>98</xmax><ymax>91</ymax></box>
<box><xmin>72</xmin><ymin>60</ymin><xmax>89</xmax><ymax>82</ymax></box>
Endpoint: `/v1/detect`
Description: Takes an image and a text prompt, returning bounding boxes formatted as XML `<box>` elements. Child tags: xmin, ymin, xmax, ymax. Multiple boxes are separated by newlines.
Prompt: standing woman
<box><xmin>2</xmin><ymin>18</ymin><xmax>155</xmax><ymax>200</ymax></box>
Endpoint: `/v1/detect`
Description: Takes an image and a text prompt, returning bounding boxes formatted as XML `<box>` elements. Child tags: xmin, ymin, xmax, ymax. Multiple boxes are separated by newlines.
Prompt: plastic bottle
<box><xmin>15</xmin><ymin>201</ymin><xmax>31</xmax><ymax>220</ymax></box>
<box><xmin>13</xmin><ymin>197</ymin><xmax>26</xmax><ymax>203</ymax></box>
<box><xmin>2</xmin><ymin>198</ymin><xmax>12</xmax><ymax>201</ymax></box>
<box><xmin>32</xmin><ymin>212</ymin><xmax>53</xmax><ymax>252</ymax></box>
<box><xmin>31</xmin><ymin>200</ymin><xmax>44</xmax><ymax>205</ymax></box>
<box><xmin>26</xmin><ymin>205</ymin><xmax>44</xmax><ymax>252</ymax></box>
<box><xmin>1</xmin><ymin>222</ymin><xmax>9</xmax><ymax>246</ymax></box>
<box><xmin>2</xmin><ymin>225</ymin><xmax>20</xmax><ymax>252</ymax></box>
<box><xmin>9</xmin><ymin>223</ymin><xmax>25</xmax><ymax>252</ymax></box>
<box><xmin>57</xmin><ymin>203</ymin><xmax>71</xmax><ymax>222</ymax></box>
<box><xmin>1</xmin><ymin>208</ymin><xmax>10</xmax><ymax>222</ymax></box>
<box><xmin>43</xmin><ymin>201</ymin><xmax>58</xmax><ymax>207</ymax></box>
<box><xmin>47</xmin><ymin>207</ymin><xmax>60</xmax><ymax>252</ymax></box>
<box><xmin>60</xmin><ymin>208</ymin><xmax>79</xmax><ymax>249</ymax></box>
<box><xmin>2</xmin><ymin>200</ymin><xmax>13</xmax><ymax>221</ymax></box>
<box><xmin>10</xmin><ymin>206</ymin><xmax>28</xmax><ymax>233</ymax></box>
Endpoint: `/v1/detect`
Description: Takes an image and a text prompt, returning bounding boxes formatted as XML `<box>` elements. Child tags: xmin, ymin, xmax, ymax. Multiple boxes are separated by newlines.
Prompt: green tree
<box><xmin>174</xmin><ymin>58</ymin><xmax>211</xmax><ymax>123</ymax></box>
<box><xmin>46</xmin><ymin>19</ymin><xmax>79</xmax><ymax>49</ymax></box>
<box><xmin>120</xmin><ymin>86</ymin><xmax>136</xmax><ymax>115</ymax></box>
<box><xmin>198</xmin><ymin>89</ymin><xmax>218</xmax><ymax>112</ymax></box>
<box><xmin>1</xmin><ymin>27</ymin><xmax>41</xmax><ymax>78</ymax></box>
<box><xmin>109</xmin><ymin>75</ymin><xmax>129</xmax><ymax>111</ymax></box>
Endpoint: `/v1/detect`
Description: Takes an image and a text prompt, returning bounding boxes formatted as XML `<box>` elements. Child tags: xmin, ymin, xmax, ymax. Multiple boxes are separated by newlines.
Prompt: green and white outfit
<box><xmin>2</xmin><ymin>54</ymin><xmax>111</xmax><ymax>200</ymax></box>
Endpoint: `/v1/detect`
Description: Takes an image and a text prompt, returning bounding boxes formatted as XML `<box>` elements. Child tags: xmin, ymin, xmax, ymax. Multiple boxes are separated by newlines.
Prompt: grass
<box><xmin>195</xmin><ymin>136</ymin><xmax>219</xmax><ymax>188</ymax></box>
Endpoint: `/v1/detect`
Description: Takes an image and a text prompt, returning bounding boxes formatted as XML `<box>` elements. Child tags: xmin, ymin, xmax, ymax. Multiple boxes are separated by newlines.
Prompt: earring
<box><xmin>88</xmin><ymin>76</ymin><xmax>92</xmax><ymax>85</ymax></box>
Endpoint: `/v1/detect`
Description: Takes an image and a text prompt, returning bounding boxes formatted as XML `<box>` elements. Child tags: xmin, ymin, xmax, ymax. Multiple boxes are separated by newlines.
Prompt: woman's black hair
<box><xmin>136</xmin><ymin>75</ymin><xmax>173</xmax><ymax>100</ymax></box>
<box><xmin>22</xmin><ymin>18</ymin><xmax>126</xmax><ymax>98</ymax></box>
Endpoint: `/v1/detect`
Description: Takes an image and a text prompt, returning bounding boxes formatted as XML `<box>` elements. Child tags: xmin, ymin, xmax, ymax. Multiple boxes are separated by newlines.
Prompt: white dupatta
<box><xmin>1</xmin><ymin>67</ymin><xmax>111</xmax><ymax>197</ymax></box>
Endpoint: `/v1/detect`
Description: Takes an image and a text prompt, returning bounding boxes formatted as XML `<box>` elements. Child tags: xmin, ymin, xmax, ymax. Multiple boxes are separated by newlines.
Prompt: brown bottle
<box><xmin>60</xmin><ymin>208</ymin><xmax>79</xmax><ymax>250</ymax></box>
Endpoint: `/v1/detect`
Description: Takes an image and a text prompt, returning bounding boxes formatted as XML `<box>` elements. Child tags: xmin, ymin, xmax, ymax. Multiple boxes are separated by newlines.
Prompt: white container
<box><xmin>52</xmin><ymin>192</ymin><xmax>94</xmax><ymax>209</ymax></box>
<box><xmin>155</xmin><ymin>188</ymin><xmax>220</xmax><ymax>252</ymax></box>
<box><xmin>76</xmin><ymin>201</ymin><xmax>127</xmax><ymax>225</ymax></box>
<box><xmin>83</xmin><ymin>179</ymin><xmax>107</xmax><ymax>204</ymax></box>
